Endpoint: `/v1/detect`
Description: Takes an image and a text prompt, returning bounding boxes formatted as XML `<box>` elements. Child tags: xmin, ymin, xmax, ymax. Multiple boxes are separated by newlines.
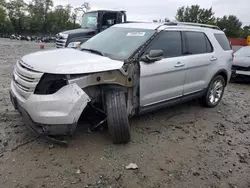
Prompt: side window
<box><xmin>185</xmin><ymin>31</ymin><xmax>212</xmax><ymax>55</ymax></box>
<box><xmin>214</xmin><ymin>33</ymin><xmax>231</xmax><ymax>51</ymax></box>
<box><xmin>102</xmin><ymin>13</ymin><xmax>117</xmax><ymax>27</ymax></box>
<box><xmin>147</xmin><ymin>31</ymin><xmax>182</xmax><ymax>58</ymax></box>
<box><xmin>205</xmin><ymin>35</ymin><xmax>213</xmax><ymax>53</ymax></box>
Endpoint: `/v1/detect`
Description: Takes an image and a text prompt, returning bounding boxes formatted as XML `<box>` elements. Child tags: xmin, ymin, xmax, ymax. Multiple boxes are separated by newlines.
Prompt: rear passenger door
<box><xmin>139</xmin><ymin>31</ymin><xmax>187</xmax><ymax>107</ymax></box>
<box><xmin>183</xmin><ymin>31</ymin><xmax>215</xmax><ymax>95</ymax></box>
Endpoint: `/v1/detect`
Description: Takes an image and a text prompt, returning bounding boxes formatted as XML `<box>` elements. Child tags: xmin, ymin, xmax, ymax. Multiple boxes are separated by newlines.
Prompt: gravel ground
<box><xmin>0</xmin><ymin>38</ymin><xmax>250</xmax><ymax>188</ymax></box>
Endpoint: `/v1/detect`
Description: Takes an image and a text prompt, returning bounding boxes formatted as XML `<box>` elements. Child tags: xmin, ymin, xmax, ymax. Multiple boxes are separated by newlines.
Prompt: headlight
<box><xmin>67</xmin><ymin>42</ymin><xmax>81</xmax><ymax>48</ymax></box>
<box><xmin>34</xmin><ymin>74</ymin><xmax>67</xmax><ymax>95</ymax></box>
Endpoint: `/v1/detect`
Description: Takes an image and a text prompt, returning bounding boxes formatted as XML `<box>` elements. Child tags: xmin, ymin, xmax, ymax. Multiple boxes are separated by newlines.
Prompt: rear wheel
<box><xmin>105</xmin><ymin>91</ymin><xmax>131</xmax><ymax>144</ymax></box>
<box><xmin>202</xmin><ymin>75</ymin><xmax>225</xmax><ymax>108</ymax></box>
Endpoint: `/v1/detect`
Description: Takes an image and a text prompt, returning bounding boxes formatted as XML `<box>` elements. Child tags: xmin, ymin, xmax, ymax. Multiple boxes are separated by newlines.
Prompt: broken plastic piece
<box><xmin>125</xmin><ymin>163</ymin><xmax>138</xmax><ymax>170</ymax></box>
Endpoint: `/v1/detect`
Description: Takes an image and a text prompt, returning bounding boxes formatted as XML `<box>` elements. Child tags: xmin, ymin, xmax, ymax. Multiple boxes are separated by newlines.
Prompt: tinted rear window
<box><xmin>214</xmin><ymin>33</ymin><xmax>231</xmax><ymax>51</ymax></box>
<box><xmin>185</xmin><ymin>31</ymin><xmax>212</xmax><ymax>55</ymax></box>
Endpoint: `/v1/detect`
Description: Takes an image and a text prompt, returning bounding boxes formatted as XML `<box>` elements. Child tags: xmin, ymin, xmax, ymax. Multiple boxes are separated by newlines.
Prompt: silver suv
<box><xmin>10</xmin><ymin>22</ymin><xmax>233</xmax><ymax>144</ymax></box>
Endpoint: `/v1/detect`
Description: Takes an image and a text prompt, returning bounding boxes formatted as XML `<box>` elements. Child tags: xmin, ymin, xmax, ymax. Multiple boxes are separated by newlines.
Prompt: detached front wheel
<box><xmin>105</xmin><ymin>91</ymin><xmax>131</xmax><ymax>144</ymax></box>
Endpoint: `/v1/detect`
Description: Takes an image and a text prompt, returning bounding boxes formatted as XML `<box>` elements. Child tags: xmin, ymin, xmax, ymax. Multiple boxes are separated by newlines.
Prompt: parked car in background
<box><xmin>10</xmin><ymin>34</ymin><xmax>16</xmax><ymax>40</ymax></box>
<box><xmin>10</xmin><ymin>22</ymin><xmax>233</xmax><ymax>144</ymax></box>
<box><xmin>7</xmin><ymin>35</ymin><xmax>55</xmax><ymax>43</ymax></box>
<box><xmin>55</xmin><ymin>10</ymin><xmax>127</xmax><ymax>48</ymax></box>
<box><xmin>232</xmin><ymin>46</ymin><xmax>250</xmax><ymax>76</ymax></box>
<box><xmin>42</xmin><ymin>36</ymin><xmax>56</xmax><ymax>43</ymax></box>
<box><xmin>0</xmin><ymin>34</ymin><xmax>9</xmax><ymax>38</ymax></box>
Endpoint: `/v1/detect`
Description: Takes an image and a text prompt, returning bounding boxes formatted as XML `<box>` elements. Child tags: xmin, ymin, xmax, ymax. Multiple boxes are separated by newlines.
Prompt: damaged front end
<box><xmin>10</xmin><ymin>60</ymin><xmax>139</xmax><ymax>140</ymax></box>
<box><xmin>11</xmin><ymin>82</ymin><xmax>90</xmax><ymax>136</ymax></box>
<box><xmin>68</xmin><ymin>63</ymin><xmax>139</xmax><ymax>118</ymax></box>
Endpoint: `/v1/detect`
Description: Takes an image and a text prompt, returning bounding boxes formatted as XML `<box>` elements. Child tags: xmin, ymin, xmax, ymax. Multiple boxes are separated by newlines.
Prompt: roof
<box><xmin>86</xmin><ymin>10</ymin><xmax>125</xmax><ymax>13</ymax></box>
<box><xmin>114</xmin><ymin>22</ymin><xmax>162</xmax><ymax>30</ymax></box>
<box><xmin>114</xmin><ymin>22</ymin><xmax>224</xmax><ymax>33</ymax></box>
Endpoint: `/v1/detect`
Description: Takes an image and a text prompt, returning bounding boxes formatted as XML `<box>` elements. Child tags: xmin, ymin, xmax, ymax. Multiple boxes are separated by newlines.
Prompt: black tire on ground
<box><xmin>105</xmin><ymin>91</ymin><xmax>131</xmax><ymax>144</ymax></box>
<box><xmin>201</xmin><ymin>75</ymin><xmax>226</xmax><ymax>108</ymax></box>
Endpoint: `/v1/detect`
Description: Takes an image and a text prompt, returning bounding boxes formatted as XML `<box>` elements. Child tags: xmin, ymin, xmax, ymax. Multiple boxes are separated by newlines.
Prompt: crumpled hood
<box><xmin>21</xmin><ymin>48</ymin><xmax>124</xmax><ymax>74</ymax></box>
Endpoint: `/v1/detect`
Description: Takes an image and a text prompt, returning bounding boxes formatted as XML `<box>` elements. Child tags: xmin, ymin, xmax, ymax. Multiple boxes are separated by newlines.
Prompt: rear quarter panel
<box><xmin>204</xmin><ymin>31</ymin><xmax>233</xmax><ymax>84</ymax></box>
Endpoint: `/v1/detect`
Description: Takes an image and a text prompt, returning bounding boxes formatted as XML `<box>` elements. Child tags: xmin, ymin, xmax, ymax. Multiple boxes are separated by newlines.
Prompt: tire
<box><xmin>202</xmin><ymin>75</ymin><xmax>226</xmax><ymax>108</ymax></box>
<box><xmin>105</xmin><ymin>91</ymin><xmax>131</xmax><ymax>144</ymax></box>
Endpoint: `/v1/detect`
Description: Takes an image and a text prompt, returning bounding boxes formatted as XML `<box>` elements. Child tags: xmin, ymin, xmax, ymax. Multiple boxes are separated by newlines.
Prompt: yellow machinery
<box><xmin>247</xmin><ymin>36</ymin><xmax>250</xmax><ymax>46</ymax></box>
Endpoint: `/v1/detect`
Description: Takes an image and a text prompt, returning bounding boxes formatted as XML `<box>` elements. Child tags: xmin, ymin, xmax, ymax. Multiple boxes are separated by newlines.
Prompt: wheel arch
<box><xmin>213</xmin><ymin>69</ymin><xmax>228</xmax><ymax>86</ymax></box>
<box><xmin>100</xmin><ymin>84</ymin><xmax>128</xmax><ymax>92</ymax></box>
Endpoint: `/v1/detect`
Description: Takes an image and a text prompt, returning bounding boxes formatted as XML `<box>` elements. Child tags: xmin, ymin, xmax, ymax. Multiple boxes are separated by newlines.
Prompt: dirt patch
<box><xmin>0</xmin><ymin>38</ymin><xmax>250</xmax><ymax>188</ymax></box>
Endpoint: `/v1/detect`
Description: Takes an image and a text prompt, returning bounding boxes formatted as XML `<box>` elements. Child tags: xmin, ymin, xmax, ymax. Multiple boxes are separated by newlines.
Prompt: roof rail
<box><xmin>174</xmin><ymin>22</ymin><xmax>221</xmax><ymax>30</ymax></box>
<box><xmin>121</xmin><ymin>21</ymin><xmax>149</xmax><ymax>24</ymax></box>
<box><xmin>155</xmin><ymin>22</ymin><xmax>177</xmax><ymax>30</ymax></box>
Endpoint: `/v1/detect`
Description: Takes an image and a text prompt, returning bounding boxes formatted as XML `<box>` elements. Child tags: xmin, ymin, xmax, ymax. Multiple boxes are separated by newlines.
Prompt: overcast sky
<box><xmin>54</xmin><ymin>0</ymin><xmax>249</xmax><ymax>25</ymax></box>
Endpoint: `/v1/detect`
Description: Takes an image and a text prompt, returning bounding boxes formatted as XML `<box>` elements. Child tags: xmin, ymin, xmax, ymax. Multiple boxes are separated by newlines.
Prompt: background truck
<box><xmin>55</xmin><ymin>10</ymin><xmax>127</xmax><ymax>48</ymax></box>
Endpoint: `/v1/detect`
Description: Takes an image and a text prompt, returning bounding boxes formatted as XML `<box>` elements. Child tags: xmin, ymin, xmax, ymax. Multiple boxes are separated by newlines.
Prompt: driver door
<box><xmin>139</xmin><ymin>31</ymin><xmax>187</xmax><ymax>108</ymax></box>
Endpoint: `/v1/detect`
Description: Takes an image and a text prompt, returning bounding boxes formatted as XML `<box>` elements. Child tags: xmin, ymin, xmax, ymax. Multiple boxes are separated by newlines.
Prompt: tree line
<box><xmin>175</xmin><ymin>5</ymin><xmax>249</xmax><ymax>39</ymax></box>
<box><xmin>0</xmin><ymin>1</ymin><xmax>249</xmax><ymax>38</ymax></box>
<box><xmin>0</xmin><ymin>0</ymin><xmax>90</xmax><ymax>36</ymax></box>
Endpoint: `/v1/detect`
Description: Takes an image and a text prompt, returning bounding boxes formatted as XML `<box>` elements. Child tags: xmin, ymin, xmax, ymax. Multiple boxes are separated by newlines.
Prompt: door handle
<box><xmin>174</xmin><ymin>62</ymin><xmax>185</xmax><ymax>68</ymax></box>
<box><xmin>210</xmin><ymin>57</ymin><xmax>217</xmax><ymax>61</ymax></box>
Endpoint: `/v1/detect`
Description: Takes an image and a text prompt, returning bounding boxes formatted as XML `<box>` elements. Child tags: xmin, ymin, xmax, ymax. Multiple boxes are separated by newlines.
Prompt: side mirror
<box><xmin>141</xmin><ymin>50</ymin><xmax>164</xmax><ymax>63</ymax></box>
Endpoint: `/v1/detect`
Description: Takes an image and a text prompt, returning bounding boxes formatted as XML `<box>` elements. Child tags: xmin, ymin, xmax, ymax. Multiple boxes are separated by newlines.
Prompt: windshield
<box><xmin>235</xmin><ymin>46</ymin><xmax>250</xmax><ymax>57</ymax></box>
<box><xmin>81</xmin><ymin>12</ymin><xmax>98</xmax><ymax>29</ymax></box>
<box><xmin>80</xmin><ymin>27</ymin><xmax>155</xmax><ymax>60</ymax></box>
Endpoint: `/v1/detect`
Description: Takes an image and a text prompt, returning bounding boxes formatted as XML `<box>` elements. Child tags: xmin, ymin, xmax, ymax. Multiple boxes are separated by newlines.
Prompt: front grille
<box><xmin>55</xmin><ymin>38</ymin><xmax>67</xmax><ymax>48</ymax></box>
<box><xmin>12</xmin><ymin>60</ymin><xmax>43</xmax><ymax>99</ymax></box>
<box><xmin>55</xmin><ymin>33</ymin><xmax>68</xmax><ymax>48</ymax></box>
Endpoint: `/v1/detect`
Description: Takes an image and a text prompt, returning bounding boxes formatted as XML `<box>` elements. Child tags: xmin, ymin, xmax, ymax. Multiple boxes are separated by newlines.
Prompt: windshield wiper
<box><xmin>81</xmin><ymin>48</ymin><xmax>104</xmax><ymax>56</ymax></box>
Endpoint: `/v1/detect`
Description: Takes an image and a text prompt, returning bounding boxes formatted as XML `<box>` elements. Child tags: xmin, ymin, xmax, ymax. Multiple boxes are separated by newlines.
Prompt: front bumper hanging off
<box><xmin>10</xmin><ymin>83</ymin><xmax>90</xmax><ymax>136</ymax></box>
